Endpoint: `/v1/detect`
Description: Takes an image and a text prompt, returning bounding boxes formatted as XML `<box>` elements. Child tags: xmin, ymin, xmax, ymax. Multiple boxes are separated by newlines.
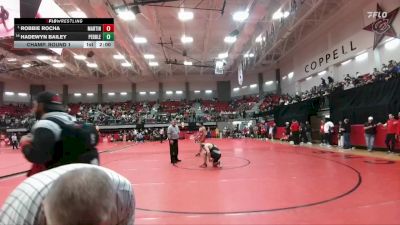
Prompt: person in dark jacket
<box><xmin>364</xmin><ymin>116</ymin><xmax>378</xmax><ymax>152</ymax></box>
<box><xmin>305</xmin><ymin>121</ymin><xmax>312</xmax><ymax>144</ymax></box>
<box><xmin>342</xmin><ymin>118</ymin><xmax>352</xmax><ymax>149</ymax></box>
<box><xmin>20</xmin><ymin>92</ymin><xmax>99</xmax><ymax>176</ymax></box>
<box><xmin>300</xmin><ymin>122</ymin><xmax>307</xmax><ymax>143</ymax></box>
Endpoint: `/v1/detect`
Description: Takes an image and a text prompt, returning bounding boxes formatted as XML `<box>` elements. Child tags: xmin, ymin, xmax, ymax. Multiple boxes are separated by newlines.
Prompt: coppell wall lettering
<box><xmin>304</xmin><ymin>41</ymin><xmax>357</xmax><ymax>73</ymax></box>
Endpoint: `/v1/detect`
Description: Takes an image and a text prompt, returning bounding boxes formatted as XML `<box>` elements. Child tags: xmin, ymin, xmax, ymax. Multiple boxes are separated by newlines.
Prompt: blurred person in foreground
<box><xmin>20</xmin><ymin>91</ymin><xmax>99</xmax><ymax>176</ymax></box>
<box><xmin>0</xmin><ymin>164</ymin><xmax>135</xmax><ymax>225</ymax></box>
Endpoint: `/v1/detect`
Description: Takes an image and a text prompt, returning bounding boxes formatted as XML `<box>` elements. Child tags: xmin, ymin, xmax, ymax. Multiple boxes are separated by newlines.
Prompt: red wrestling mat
<box><xmin>1</xmin><ymin>139</ymin><xmax>400</xmax><ymax>224</ymax></box>
<box><xmin>0</xmin><ymin>142</ymin><xmax>135</xmax><ymax>177</ymax></box>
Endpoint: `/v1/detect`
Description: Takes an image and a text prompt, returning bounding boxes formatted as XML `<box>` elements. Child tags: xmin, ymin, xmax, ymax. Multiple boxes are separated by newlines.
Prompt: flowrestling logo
<box><xmin>363</xmin><ymin>4</ymin><xmax>399</xmax><ymax>49</ymax></box>
<box><xmin>367</xmin><ymin>11</ymin><xmax>388</xmax><ymax>19</ymax></box>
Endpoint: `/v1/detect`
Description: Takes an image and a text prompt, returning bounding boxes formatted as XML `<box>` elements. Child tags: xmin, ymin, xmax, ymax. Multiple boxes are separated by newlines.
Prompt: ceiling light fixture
<box><xmin>7</xmin><ymin>58</ymin><xmax>17</xmax><ymax>62</ymax></box>
<box><xmin>149</xmin><ymin>91</ymin><xmax>156</xmax><ymax>95</ymax></box>
<box><xmin>318</xmin><ymin>70</ymin><xmax>327</xmax><ymax>76</ymax></box>
<box><xmin>121</xmin><ymin>62</ymin><xmax>132</xmax><ymax>67</ymax></box>
<box><xmin>181</xmin><ymin>35</ymin><xmax>193</xmax><ymax>44</ymax></box>
<box><xmin>272</xmin><ymin>9</ymin><xmax>290</xmax><ymax>20</ymax></box>
<box><xmin>178</xmin><ymin>9</ymin><xmax>193</xmax><ymax>21</ymax></box>
<box><xmin>87</xmin><ymin>93</ymin><xmax>94</xmax><ymax>96</ymax></box>
<box><xmin>144</xmin><ymin>54</ymin><xmax>155</xmax><ymax>59</ymax></box>
<box><xmin>283</xmin><ymin>11</ymin><xmax>290</xmax><ymax>18</ymax></box>
<box><xmin>74</xmin><ymin>55</ymin><xmax>87</xmax><ymax>60</ymax></box>
<box><xmin>288</xmin><ymin>72</ymin><xmax>294</xmax><ymax>79</ymax></box>
<box><xmin>183</xmin><ymin>61</ymin><xmax>193</xmax><ymax>66</ymax></box>
<box><xmin>265</xmin><ymin>81</ymin><xmax>273</xmax><ymax>85</ymax></box>
<box><xmin>113</xmin><ymin>54</ymin><xmax>125</xmax><ymax>60</ymax></box>
<box><xmin>52</xmin><ymin>63</ymin><xmax>65</xmax><ymax>68</ymax></box>
<box><xmin>244</xmin><ymin>53</ymin><xmax>255</xmax><ymax>58</ymax></box>
<box><xmin>22</xmin><ymin>63</ymin><xmax>31</xmax><ymax>68</ymax></box>
<box><xmin>233</xmin><ymin>87</ymin><xmax>240</xmax><ymax>91</ymax></box>
<box><xmin>36</xmin><ymin>55</ymin><xmax>50</xmax><ymax>60</ymax></box>
<box><xmin>120</xmin><ymin>92</ymin><xmax>128</xmax><ymax>95</ymax></box>
<box><xmin>18</xmin><ymin>92</ymin><xmax>28</xmax><ymax>97</ymax></box>
<box><xmin>149</xmin><ymin>61</ymin><xmax>159</xmax><ymax>67</ymax></box>
<box><xmin>5</xmin><ymin>92</ymin><xmax>14</xmax><ymax>96</ymax></box>
<box><xmin>87</xmin><ymin>63</ymin><xmax>98</xmax><ymax>68</ymax></box>
<box><xmin>233</xmin><ymin>10</ymin><xmax>249</xmax><ymax>22</ymax></box>
<box><xmin>86</xmin><ymin>63</ymin><xmax>98</xmax><ymax>68</ymax></box>
<box><xmin>194</xmin><ymin>90</ymin><xmax>200</xmax><ymax>93</ymax></box>
<box><xmin>224</xmin><ymin>36</ymin><xmax>237</xmax><ymax>43</ymax></box>
<box><xmin>133</xmin><ymin>36</ymin><xmax>147</xmax><ymax>44</ymax></box>
<box><xmin>108</xmin><ymin>92</ymin><xmax>115</xmax><ymax>96</ymax></box>
<box><xmin>116</xmin><ymin>8</ymin><xmax>136</xmax><ymax>21</ymax></box>
<box><xmin>74</xmin><ymin>93</ymin><xmax>82</xmax><ymax>97</ymax></box>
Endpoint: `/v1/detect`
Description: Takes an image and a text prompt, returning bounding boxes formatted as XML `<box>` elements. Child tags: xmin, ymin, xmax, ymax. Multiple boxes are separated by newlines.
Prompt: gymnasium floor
<box><xmin>1</xmin><ymin>139</ymin><xmax>400</xmax><ymax>224</ymax></box>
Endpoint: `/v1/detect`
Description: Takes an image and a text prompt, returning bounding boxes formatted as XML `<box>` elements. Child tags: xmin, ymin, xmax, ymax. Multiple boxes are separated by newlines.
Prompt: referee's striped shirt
<box><xmin>0</xmin><ymin>164</ymin><xmax>135</xmax><ymax>225</ymax></box>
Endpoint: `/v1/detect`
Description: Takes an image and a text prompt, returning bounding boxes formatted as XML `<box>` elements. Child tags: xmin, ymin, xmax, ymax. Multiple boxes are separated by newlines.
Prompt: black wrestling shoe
<box><xmin>213</xmin><ymin>161</ymin><xmax>221</xmax><ymax>168</ymax></box>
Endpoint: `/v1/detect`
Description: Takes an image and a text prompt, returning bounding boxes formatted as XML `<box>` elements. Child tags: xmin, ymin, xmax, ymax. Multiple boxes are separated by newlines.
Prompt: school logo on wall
<box><xmin>363</xmin><ymin>4</ymin><xmax>399</xmax><ymax>49</ymax></box>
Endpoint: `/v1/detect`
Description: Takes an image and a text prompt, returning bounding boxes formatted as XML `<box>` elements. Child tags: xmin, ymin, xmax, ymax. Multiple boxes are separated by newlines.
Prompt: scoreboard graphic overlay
<box><xmin>14</xmin><ymin>18</ymin><xmax>114</xmax><ymax>49</ymax></box>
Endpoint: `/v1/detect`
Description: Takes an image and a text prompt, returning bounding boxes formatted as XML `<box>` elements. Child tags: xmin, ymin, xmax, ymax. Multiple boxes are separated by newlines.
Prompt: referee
<box><xmin>167</xmin><ymin>120</ymin><xmax>181</xmax><ymax>164</ymax></box>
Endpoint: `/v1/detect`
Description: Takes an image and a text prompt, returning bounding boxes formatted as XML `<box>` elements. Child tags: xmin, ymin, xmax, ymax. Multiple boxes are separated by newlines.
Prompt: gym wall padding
<box><xmin>329</xmin><ymin>77</ymin><xmax>400</xmax><ymax>124</ymax></box>
<box><xmin>273</xmin><ymin>98</ymin><xmax>321</xmax><ymax>126</ymax></box>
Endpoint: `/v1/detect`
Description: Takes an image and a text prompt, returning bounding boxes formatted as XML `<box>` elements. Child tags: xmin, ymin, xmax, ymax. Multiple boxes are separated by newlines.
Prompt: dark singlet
<box><xmin>209</xmin><ymin>144</ymin><xmax>221</xmax><ymax>158</ymax></box>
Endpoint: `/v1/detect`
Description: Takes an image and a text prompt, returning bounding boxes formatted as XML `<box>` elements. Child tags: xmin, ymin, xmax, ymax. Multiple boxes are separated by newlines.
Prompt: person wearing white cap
<box><xmin>364</xmin><ymin>116</ymin><xmax>378</xmax><ymax>152</ymax></box>
<box><xmin>323</xmin><ymin>118</ymin><xmax>334</xmax><ymax>147</ymax></box>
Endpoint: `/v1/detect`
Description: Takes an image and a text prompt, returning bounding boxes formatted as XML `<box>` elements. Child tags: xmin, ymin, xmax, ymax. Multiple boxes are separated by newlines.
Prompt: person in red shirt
<box><xmin>398</xmin><ymin>112</ymin><xmax>400</xmax><ymax>139</ymax></box>
<box><xmin>291</xmin><ymin>119</ymin><xmax>300</xmax><ymax>145</ymax></box>
<box><xmin>383</xmin><ymin>114</ymin><xmax>398</xmax><ymax>153</ymax></box>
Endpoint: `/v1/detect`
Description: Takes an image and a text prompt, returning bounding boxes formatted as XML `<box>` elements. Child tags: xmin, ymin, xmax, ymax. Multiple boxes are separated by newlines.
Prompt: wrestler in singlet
<box><xmin>195</xmin><ymin>125</ymin><xmax>207</xmax><ymax>157</ymax></box>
